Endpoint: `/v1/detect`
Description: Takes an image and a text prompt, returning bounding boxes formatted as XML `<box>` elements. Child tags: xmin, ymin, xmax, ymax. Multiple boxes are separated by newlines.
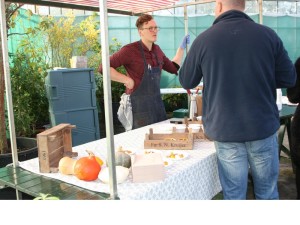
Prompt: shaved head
<box><xmin>217</xmin><ymin>0</ymin><xmax>245</xmax><ymax>9</ymax></box>
<box><xmin>215</xmin><ymin>0</ymin><xmax>245</xmax><ymax>18</ymax></box>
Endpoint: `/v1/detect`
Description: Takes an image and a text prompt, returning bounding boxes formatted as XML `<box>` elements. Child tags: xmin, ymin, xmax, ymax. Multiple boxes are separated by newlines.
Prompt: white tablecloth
<box><xmin>19</xmin><ymin>120</ymin><xmax>221</xmax><ymax>200</ymax></box>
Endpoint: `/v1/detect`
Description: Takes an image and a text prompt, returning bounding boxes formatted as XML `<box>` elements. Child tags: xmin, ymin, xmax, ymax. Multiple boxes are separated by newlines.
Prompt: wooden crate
<box><xmin>192</xmin><ymin>129</ymin><xmax>209</xmax><ymax>140</ymax></box>
<box><xmin>144</xmin><ymin>128</ymin><xmax>193</xmax><ymax>150</ymax></box>
<box><xmin>183</xmin><ymin>117</ymin><xmax>211</xmax><ymax>140</ymax></box>
<box><xmin>184</xmin><ymin>117</ymin><xmax>202</xmax><ymax>125</ymax></box>
<box><xmin>37</xmin><ymin>123</ymin><xmax>77</xmax><ymax>173</ymax></box>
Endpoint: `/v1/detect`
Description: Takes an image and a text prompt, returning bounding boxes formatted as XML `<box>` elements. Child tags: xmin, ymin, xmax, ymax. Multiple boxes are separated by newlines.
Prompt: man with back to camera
<box><xmin>179</xmin><ymin>0</ymin><xmax>296</xmax><ymax>199</ymax></box>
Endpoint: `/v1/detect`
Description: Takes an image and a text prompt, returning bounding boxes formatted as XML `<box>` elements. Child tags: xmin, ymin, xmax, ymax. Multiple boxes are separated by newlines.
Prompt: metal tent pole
<box><xmin>0</xmin><ymin>0</ymin><xmax>22</xmax><ymax>200</ymax></box>
<box><xmin>258</xmin><ymin>0</ymin><xmax>263</xmax><ymax>25</ymax></box>
<box><xmin>184</xmin><ymin>4</ymin><xmax>189</xmax><ymax>53</ymax></box>
<box><xmin>0</xmin><ymin>0</ymin><xmax>18</xmax><ymax>168</ymax></box>
<box><xmin>98</xmin><ymin>0</ymin><xmax>118</xmax><ymax>200</ymax></box>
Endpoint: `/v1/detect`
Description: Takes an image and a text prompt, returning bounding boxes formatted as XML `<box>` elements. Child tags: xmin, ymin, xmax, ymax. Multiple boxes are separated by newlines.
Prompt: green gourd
<box><xmin>115</xmin><ymin>151</ymin><xmax>131</xmax><ymax>168</ymax></box>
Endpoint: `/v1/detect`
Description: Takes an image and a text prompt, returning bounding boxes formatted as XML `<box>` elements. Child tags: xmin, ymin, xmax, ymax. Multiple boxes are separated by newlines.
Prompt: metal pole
<box><xmin>184</xmin><ymin>4</ymin><xmax>189</xmax><ymax>54</ymax></box>
<box><xmin>138</xmin><ymin>0</ymin><xmax>215</xmax><ymax>15</ymax></box>
<box><xmin>0</xmin><ymin>0</ymin><xmax>19</xmax><ymax>168</ymax></box>
<box><xmin>258</xmin><ymin>0</ymin><xmax>263</xmax><ymax>25</ymax></box>
<box><xmin>183</xmin><ymin>4</ymin><xmax>191</xmax><ymax>110</ymax></box>
<box><xmin>98</xmin><ymin>0</ymin><xmax>118</xmax><ymax>200</ymax></box>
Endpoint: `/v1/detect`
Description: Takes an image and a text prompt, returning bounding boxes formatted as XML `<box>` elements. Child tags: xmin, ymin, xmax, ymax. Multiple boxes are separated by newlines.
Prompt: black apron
<box><xmin>130</xmin><ymin>41</ymin><xmax>167</xmax><ymax>129</ymax></box>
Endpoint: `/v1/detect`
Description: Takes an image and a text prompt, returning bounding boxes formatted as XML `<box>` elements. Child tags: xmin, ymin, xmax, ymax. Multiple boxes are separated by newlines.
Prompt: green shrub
<box><xmin>162</xmin><ymin>88</ymin><xmax>188</xmax><ymax>113</ymax></box>
<box><xmin>10</xmin><ymin>52</ymin><xmax>50</xmax><ymax>137</ymax></box>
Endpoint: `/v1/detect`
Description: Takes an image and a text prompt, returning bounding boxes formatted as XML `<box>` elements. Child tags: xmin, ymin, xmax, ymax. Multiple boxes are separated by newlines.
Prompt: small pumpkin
<box><xmin>98</xmin><ymin>166</ymin><xmax>129</xmax><ymax>184</ymax></box>
<box><xmin>74</xmin><ymin>151</ymin><xmax>101</xmax><ymax>181</ymax></box>
<box><xmin>86</xmin><ymin>150</ymin><xmax>104</xmax><ymax>167</ymax></box>
<box><xmin>115</xmin><ymin>151</ymin><xmax>131</xmax><ymax>168</ymax></box>
<box><xmin>58</xmin><ymin>156</ymin><xmax>77</xmax><ymax>175</ymax></box>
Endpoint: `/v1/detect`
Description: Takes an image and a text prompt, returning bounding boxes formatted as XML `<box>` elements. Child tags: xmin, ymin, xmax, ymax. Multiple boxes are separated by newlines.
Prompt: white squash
<box><xmin>98</xmin><ymin>166</ymin><xmax>129</xmax><ymax>184</ymax></box>
<box><xmin>58</xmin><ymin>156</ymin><xmax>77</xmax><ymax>175</ymax></box>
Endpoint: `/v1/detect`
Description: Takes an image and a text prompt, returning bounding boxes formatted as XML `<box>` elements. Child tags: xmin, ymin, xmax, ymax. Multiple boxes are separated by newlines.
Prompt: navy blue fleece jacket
<box><xmin>179</xmin><ymin>10</ymin><xmax>296</xmax><ymax>142</ymax></box>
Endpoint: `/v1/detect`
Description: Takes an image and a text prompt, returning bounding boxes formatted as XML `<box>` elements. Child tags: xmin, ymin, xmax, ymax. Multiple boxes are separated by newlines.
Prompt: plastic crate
<box><xmin>45</xmin><ymin>68</ymin><xmax>97</xmax><ymax>112</ymax></box>
<box><xmin>46</xmin><ymin>68</ymin><xmax>100</xmax><ymax>146</ymax></box>
<box><xmin>49</xmin><ymin>109</ymin><xmax>100</xmax><ymax>146</ymax></box>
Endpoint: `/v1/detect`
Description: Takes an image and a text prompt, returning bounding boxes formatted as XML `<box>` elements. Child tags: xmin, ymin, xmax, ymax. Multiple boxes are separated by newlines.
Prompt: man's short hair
<box><xmin>135</xmin><ymin>14</ymin><xmax>153</xmax><ymax>29</ymax></box>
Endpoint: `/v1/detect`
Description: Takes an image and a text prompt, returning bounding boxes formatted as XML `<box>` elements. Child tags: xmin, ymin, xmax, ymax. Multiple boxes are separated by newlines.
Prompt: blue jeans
<box><xmin>214</xmin><ymin>132</ymin><xmax>279</xmax><ymax>200</ymax></box>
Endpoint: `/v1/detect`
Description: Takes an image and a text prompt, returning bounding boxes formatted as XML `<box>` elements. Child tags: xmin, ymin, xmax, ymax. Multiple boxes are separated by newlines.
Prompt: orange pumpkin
<box><xmin>86</xmin><ymin>150</ymin><xmax>104</xmax><ymax>167</ymax></box>
<box><xmin>74</xmin><ymin>151</ymin><xmax>101</xmax><ymax>181</ymax></box>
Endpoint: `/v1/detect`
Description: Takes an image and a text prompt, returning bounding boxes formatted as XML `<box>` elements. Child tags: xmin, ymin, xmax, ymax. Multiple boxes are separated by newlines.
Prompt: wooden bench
<box><xmin>0</xmin><ymin>165</ymin><xmax>111</xmax><ymax>200</ymax></box>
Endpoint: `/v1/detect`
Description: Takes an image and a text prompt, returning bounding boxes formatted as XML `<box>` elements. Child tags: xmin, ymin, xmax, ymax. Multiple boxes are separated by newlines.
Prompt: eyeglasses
<box><xmin>141</xmin><ymin>26</ymin><xmax>160</xmax><ymax>32</ymax></box>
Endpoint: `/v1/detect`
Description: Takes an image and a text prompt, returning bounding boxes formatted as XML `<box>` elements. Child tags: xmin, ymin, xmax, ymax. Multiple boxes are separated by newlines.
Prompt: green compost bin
<box><xmin>172</xmin><ymin>108</ymin><xmax>189</xmax><ymax>118</ymax></box>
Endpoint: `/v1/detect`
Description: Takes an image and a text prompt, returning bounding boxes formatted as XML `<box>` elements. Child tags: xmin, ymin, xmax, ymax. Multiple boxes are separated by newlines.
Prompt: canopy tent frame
<box><xmin>0</xmin><ymin>0</ymin><xmax>184</xmax><ymax>200</ymax></box>
<box><xmin>0</xmin><ymin>0</ymin><xmax>272</xmax><ymax>199</ymax></box>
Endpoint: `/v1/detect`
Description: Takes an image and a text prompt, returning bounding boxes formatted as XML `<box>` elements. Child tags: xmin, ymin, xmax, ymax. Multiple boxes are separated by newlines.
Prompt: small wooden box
<box><xmin>144</xmin><ymin>128</ymin><xmax>193</xmax><ymax>150</ymax></box>
<box><xmin>37</xmin><ymin>123</ymin><xmax>77</xmax><ymax>173</ymax></box>
<box><xmin>131</xmin><ymin>153</ymin><xmax>165</xmax><ymax>183</ymax></box>
<box><xmin>192</xmin><ymin>129</ymin><xmax>209</xmax><ymax>140</ymax></box>
<box><xmin>184</xmin><ymin>117</ymin><xmax>210</xmax><ymax>140</ymax></box>
<box><xmin>184</xmin><ymin>117</ymin><xmax>202</xmax><ymax>125</ymax></box>
<box><xmin>70</xmin><ymin>56</ymin><xmax>87</xmax><ymax>68</ymax></box>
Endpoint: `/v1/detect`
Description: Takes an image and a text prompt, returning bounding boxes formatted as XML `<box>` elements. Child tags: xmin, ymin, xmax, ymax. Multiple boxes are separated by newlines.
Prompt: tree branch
<box><xmin>7</xmin><ymin>32</ymin><xmax>30</xmax><ymax>37</ymax></box>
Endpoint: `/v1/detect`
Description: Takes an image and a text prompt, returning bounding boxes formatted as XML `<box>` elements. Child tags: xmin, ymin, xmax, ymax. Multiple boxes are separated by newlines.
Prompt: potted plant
<box><xmin>0</xmin><ymin>3</ymin><xmax>37</xmax><ymax>167</ymax></box>
<box><xmin>0</xmin><ymin>4</ymin><xmax>50</xmax><ymax>166</ymax></box>
<box><xmin>0</xmin><ymin>3</ymin><xmax>31</xmax><ymax>158</ymax></box>
<box><xmin>0</xmin><ymin>49</ymin><xmax>50</xmax><ymax>167</ymax></box>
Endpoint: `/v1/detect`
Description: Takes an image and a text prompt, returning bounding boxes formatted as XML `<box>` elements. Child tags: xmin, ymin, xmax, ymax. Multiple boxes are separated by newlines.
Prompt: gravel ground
<box><xmin>246</xmin><ymin>156</ymin><xmax>297</xmax><ymax>200</ymax></box>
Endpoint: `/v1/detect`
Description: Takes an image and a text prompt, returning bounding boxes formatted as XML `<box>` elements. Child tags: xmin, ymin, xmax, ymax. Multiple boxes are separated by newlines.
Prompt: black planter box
<box><xmin>0</xmin><ymin>137</ymin><xmax>37</xmax><ymax>168</ymax></box>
